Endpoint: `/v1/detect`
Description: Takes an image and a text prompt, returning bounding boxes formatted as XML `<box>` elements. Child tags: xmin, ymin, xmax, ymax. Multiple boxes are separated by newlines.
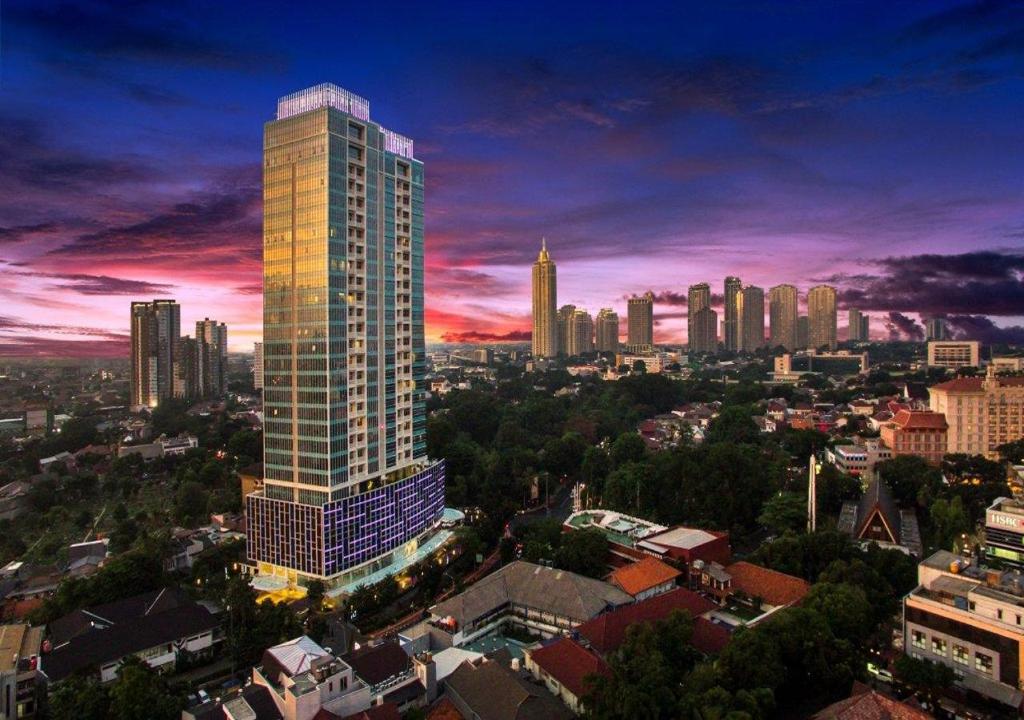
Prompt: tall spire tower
<box><xmin>532</xmin><ymin>238</ymin><xmax>557</xmax><ymax>358</ymax></box>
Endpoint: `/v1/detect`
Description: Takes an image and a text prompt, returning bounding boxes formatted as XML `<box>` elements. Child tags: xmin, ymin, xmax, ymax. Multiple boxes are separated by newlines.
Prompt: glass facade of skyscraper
<box><xmin>247</xmin><ymin>84</ymin><xmax>444</xmax><ymax>586</ymax></box>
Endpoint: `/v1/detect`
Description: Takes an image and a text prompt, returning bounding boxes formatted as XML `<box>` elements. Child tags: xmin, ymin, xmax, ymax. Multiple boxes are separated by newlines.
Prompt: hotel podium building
<box><xmin>246</xmin><ymin>84</ymin><xmax>445</xmax><ymax>590</ymax></box>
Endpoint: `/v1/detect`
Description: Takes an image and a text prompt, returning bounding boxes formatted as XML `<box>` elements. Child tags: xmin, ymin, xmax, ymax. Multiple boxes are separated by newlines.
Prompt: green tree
<box><xmin>48</xmin><ymin>675</ymin><xmax>110</xmax><ymax>720</ymax></box>
<box><xmin>306</xmin><ymin>579</ymin><xmax>326</xmax><ymax>610</ymax></box>
<box><xmin>803</xmin><ymin>582</ymin><xmax>873</xmax><ymax>644</ymax></box>
<box><xmin>929</xmin><ymin>496</ymin><xmax>970</xmax><ymax>551</ymax></box>
<box><xmin>174</xmin><ymin>481</ymin><xmax>209</xmax><ymax>527</ymax></box>
<box><xmin>107</xmin><ymin>656</ymin><xmax>181</xmax><ymax>720</ymax></box>
<box><xmin>554</xmin><ymin>528</ymin><xmax>608</xmax><ymax>578</ymax></box>
<box><xmin>758</xmin><ymin>492</ymin><xmax>807</xmax><ymax>536</ymax></box>
<box><xmin>876</xmin><ymin>455</ymin><xmax>941</xmax><ymax>507</ymax></box>
<box><xmin>706</xmin><ymin>406</ymin><xmax>760</xmax><ymax>445</ymax></box>
<box><xmin>610</xmin><ymin>433</ymin><xmax>646</xmax><ymax>467</ymax></box>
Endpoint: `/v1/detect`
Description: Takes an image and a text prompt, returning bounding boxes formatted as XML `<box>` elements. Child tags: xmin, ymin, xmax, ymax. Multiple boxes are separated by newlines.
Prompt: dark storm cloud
<box><xmin>834</xmin><ymin>250</ymin><xmax>1024</xmax><ymax>316</ymax></box>
<box><xmin>440</xmin><ymin>329</ymin><xmax>531</xmax><ymax>343</ymax></box>
<box><xmin>0</xmin><ymin>222</ymin><xmax>57</xmax><ymax>244</ymax></box>
<box><xmin>0</xmin><ymin>315</ymin><xmax>129</xmax><ymax>340</ymax></box>
<box><xmin>884</xmin><ymin>312</ymin><xmax>925</xmax><ymax>341</ymax></box>
<box><xmin>11</xmin><ymin>272</ymin><xmax>174</xmax><ymax>296</ymax></box>
<box><xmin>7</xmin><ymin>0</ymin><xmax>286</xmax><ymax>71</ymax></box>
<box><xmin>938</xmin><ymin>315</ymin><xmax>1024</xmax><ymax>344</ymax></box>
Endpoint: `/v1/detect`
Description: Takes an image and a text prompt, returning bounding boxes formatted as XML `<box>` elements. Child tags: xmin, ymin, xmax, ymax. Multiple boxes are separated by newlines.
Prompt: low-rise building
<box><xmin>927</xmin><ymin>340</ymin><xmax>980</xmax><ymax>369</ymax></box>
<box><xmin>903</xmin><ymin>550</ymin><xmax>1024</xmax><ymax>710</ymax></box>
<box><xmin>444</xmin><ymin>654</ymin><xmax>571</xmax><ymax>720</ymax></box>
<box><xmin>44</xmin><ymin>588</ymin><xmax>220</xmax><ymax>684</ymax></box>
<box><xmin>695</xmin><ymin>561</ymin><xmax>810</xmax><ymax>623</ymax></box>
<box><xmin>523</xmin><ymin>638</ymin><xmax>610</xmax><ymax>715</ymax></box>
<box><xmin>0</xmin><ymin>624</ymin><xmax>43</xmax><ymax>720</ymax></box>
<box><xmin>825</xmin><ymin>439</ymin><xmax>891</xmax><ymax>480</ymax></box>
<box><xmin>606</xmin><ymin>556</ymin><xmax>680</xmax><ymax>600</ymax></box>
<box><xmin>837</xmin><ymin>478</ymin><xmax>922</xmax><ymax>556</ymax></box>
<box><xmin>880</xmin><ymin>409</ymin><xmax>948</xmax><ymax>465</ymax></box>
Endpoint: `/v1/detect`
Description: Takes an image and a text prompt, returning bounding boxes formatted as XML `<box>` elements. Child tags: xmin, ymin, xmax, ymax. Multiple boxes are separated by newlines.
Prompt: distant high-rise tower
<box><xmin>557</xmin><ymin>304</ymin><xmax>577</xmax><ymax>355</ymax></box>
<box><xmin>247</xmin><ymin>83</ymin><xmax>445</xmax><ymax>588</ymax></box>
<box><xmin>723</xmin><ymin>277</ymin><xmax>742</xmax><ymax>352</ymax></box>
<box><xmin>627</xmin><ymin>292</ymin><xmax>654</xmax><ymax>351</ymax></box>
<box><xmin>807</xmin><ymin>285</ymin><xmax>837</xmax><ymax>350</ymax></box>
<box><xmin>595</xmin><ymin>308</ymin><xmax>620</xmax><ymax>353</ymax></box>
<box><xmin>926</xmin><ymin>317</ymin><xmax>947</xmax><ymax>341</ymax></box>
<box><xmin>130</xmin><ymin>299</ymin><xmax>180</xmax><ymax>408</ymax></box>
<box><xmin>848</xmin><ymin>309</ymin><xmax>869</xmax><ymax>342</ymax></box>
<box><xmin>687</xmin><ymin>283</ymin><xmax>711</xmax><ymax>350</ymax></box>
<box><xmin>796</xmin><ymin>315</ymin><xmax>809</xmax><ymax>349</ymax></box>
<box><xmin>253</xmin><ymin>341</ymin><xmax>264</xmax><ymax>390</ymax></box>
<box><xmin>173</xmin><ymin>336</ymin><xmax>200</xmax><ymax>399</ymax></box>
<box><xmin>769</xmin><ymin>284</ymin><xmax>798</xmax><ymax>351</ymax></box>
<box><xmin>196</xmin><ymin>318</ymin><xmax>228</xmax><ymax>398</ymax></box>
<box><xmin>690</xmin><ymin>307</ymin><xmax>718</xmax><ymax>354</ymax></box>
<box><xmin>567</xmin><ymin>309</ymin><xmax>594</xmax><ymax>356</ymax></box>
<box><xmin>741</xmin><ymin>285</ymin><xmax>765</xmax><ymax>351</ymax></box>
<box><xmin>532</xmin><ymin>239</ymin><xmax>558</xmax><ymax>358</ymax></box>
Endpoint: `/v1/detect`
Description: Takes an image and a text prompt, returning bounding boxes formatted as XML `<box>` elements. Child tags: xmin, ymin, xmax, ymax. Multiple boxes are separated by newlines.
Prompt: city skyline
<box><xmin>1</xmin><ymin>1</ymin><xmax>1024</xmax><ymax>356</ymax></box>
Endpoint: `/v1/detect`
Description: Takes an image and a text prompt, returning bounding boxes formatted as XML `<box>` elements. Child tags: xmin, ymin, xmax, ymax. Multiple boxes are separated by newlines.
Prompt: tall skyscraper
<box><xmin>690</xmin><ymin>307</ymin><xmax>718</xmax><ymax>354</ymax></box>
<box><xmin>808</xmin><ymin>285</ymin><xmax>838</xmax><ymax>350</ymax></box>
<box><xmin>531</xmin><ymin>239</ymin><xmax>557</xmax><ymax>358</ymax></box>
<box><xmin>848</xmin><ymin>308</ymin><xmax>869</xmax><ymax>342</ymax></box>
<box><xmin>740</xmin><ymin>285</ymin><xmax>765</xmax><ymax>351</ymax></box>
<box><xmin>595</xmin><ymin>308</ymin><xmax>620</xmax><ymax>353</ymax></box>
<box><xmin>769</xmin><ymin>284</ymin><xmax>798</xmax><ymax>351</ymax></box>
<box><xmin>196</xmin><ymin>318</ymin><xmax>228</xmax><ymax>398</ymax></box>
<box><xmin>687</xmin><ymin>283</ymin><xmax>710</xmax><ymax>349</ymax></box>
<box><xmin>796</xmin><ymin>315</ymin><xmax>809</xmax><ymax>349</ymax></box>
<box><xmin>567</xmin><ymin>308</ymin><xmax>594</xmax><ymax>356</ymax></box>
<box><xmin>253</xmin><ymin>341</ymin><xmax>264</xmax><ymax>390</ymax></box>
<box><xmin>627</xmin><ymin>292</ymin><xmax>654</xmax><ymax>351</ymax></box>
<box><xmin>557</xmin><ymin>304</ymin><xmax>577</xmax><ymax>355</ymax></box>
<box><xmin>723</xmin><ymin>276</ymin><xmax>742</xmax><ymax>352</ymax></box>
<box><xmin>926</xmin><ymin>317</ymin><xmax>947</xmax><ymax>341</ymax></box>
<box><xmin>130</xmin><ymin>299</ymin><xmax>180</xmax><ymax>408</ymax></box>
<box><xmin>247</xmin><ymin>84</ymin><xmax>445</xmax><ymax>589</ymax></box>
<box><xmin>173</xmin><ymin>336</ymin><xmax>200</xmax><ymax>399</ymax></box>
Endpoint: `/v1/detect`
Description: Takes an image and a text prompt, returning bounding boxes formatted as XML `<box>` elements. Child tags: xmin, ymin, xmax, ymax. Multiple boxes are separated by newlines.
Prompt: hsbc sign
<box><xmin>988</xmin><ymin>512</ymin><xmax>1024</xmax><ymax>531</ymax></box>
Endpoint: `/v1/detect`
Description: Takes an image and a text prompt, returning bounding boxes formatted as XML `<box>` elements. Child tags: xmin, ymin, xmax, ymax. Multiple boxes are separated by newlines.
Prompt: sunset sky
<box><xmin>1</xmin><ymin>0</ymin><xmax>1023</xmax><ymax>357</ymax></box>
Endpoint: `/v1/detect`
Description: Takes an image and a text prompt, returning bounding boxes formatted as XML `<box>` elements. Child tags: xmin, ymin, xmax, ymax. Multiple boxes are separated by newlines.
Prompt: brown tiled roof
<box><xmin>341</xmin><ymin>704</ymin><xmax>402</xmax><ymax>720</ymax></box>
<box><xmin>576</xmin><ymin>587</ymin><xmax>717</xmax><ymax>655</ymax></box>
<box><xmin>346</xmin><ymin>641</ymin><xmax>410</xmax><ymax>687</ymax></box>
<box><xmin>528</xmin><ymin>638</ymin><xmax>610</xmax><ymax>698</ymax></box>
<box><xmin>724</xmin><ymin>561</ymin><xmax>809</xmax><ymax>607</ymax></box>
<box><xmin>812</xmin><ymin>686</ymin><xmax>933</xmax><ymax>719</ymax></box>
<box><xmin>892</xmin><ymin>410</ymin><xmax>947</xmax><ymax>430</ymax></box>
<box><xmin>607</xmin><ymin>557</ymin><xmax>681</xmax><ymax>596</ymax></box>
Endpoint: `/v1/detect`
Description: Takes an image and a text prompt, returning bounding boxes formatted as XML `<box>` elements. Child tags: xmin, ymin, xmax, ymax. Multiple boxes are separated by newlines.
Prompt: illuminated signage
<box><xmin>988</xmin><ymin>512</ymin><xmax>1023</xmax><ymax>530</ymax></box>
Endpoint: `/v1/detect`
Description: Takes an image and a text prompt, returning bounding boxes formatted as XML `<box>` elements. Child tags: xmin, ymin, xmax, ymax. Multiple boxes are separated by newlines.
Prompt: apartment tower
<box><xmin>740</xmin><ymin>285</ymin><xmax>765</xmax><ymax>351</ymax></box>
<box><xmin>247</xmin><ymin>84</ymin><xmax>445</xmax><ymax>588</ymax></box>
<box><xmin>130</xmin><ymin>299</ymin><xmax>180</xmax><ymax>408</ymax></box>
<box><xmin>595</xmin><ymin>308</ymin><xmax>620</xmax><ymax>353</ymax></box>
<box><xmin>807</xmin><ymin>285</ymin><xmax>837</xmax><ymax>350</ymax></box>
<box><xmin>196</xmin><ymin>318</ymin><xmax>228</xmax><ymax>398</ymax></box>
<box><xmin>723</xmin><ymin>277</ymin><xmax>742</xmax><ymax>352</ymax></box>
<box><xmin>531</xmin><ymin>240</ymin><xmax>558</xmax><ymax>358</ymax></box>
<box><xmin>627</xmin><ymin>292</ymin><xmax>654</xmax><ymax>352</ymax></box>
<box><xmin>769</xmin><ymin>284</ymin><xmax>798</xmax><ymax>351</ymax></box>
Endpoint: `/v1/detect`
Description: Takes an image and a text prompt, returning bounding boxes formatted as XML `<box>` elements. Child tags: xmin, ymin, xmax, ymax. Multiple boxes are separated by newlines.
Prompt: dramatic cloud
<box><xmin>440</xmin><ymin>329</ymin><xmax>531</xmax><ymax>343</ymax></box>
<box><xmin>944</xmin><ymin>315</ymin><xmax>1024</xmax><ymax>345</ymax></box>
<box><xmin>884</xmin><ymin>312</ymin><xmax>925</xmax><ymax>342</ymax></box>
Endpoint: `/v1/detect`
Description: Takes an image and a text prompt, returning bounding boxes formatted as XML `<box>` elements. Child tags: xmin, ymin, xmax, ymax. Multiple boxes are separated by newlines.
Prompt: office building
<box><xmin>173</xmin><ymin>336</ymin><xmax>200</xmax><ymax>399</ymax></box>
<box><xmin>246</xmin><ymin>83</ymin><xmax>445</xmax><ymax>590</ymax></box>
<box><xmin>253</xmin><ymin>341</ymin><xmax>264</xmax><ymax>390</ymax></box>
<box><xmin>740</xmin><ymin>285</ymin><xmax>765</xmax><ymax>351</ymax></box>
<box><xmin>848</xmin><ymin>308</ymin><xmax>869</xmax><ymax>342</ymax></box>
<box><xmin>796</xmin><ymin>315</ymin><xmax>809</xmax><ymax>349</ymax></box>
<box><xmin>768</xmin><ymin>284</ymin><xmax>798</xmax><ymax>351</ymax></box>
<box><xmin>130</xmin><ymin>299</ymin><xmax>180</xmax><ymax>408</ymax></box>
<box><xmin>991</xmin><ymin>357</ymin><xmax>1024</xmax><ymax>373</ymax></box>
<box><xmin>687</xmin><ymin>283</ymin><xmax>711</xmax><ymax>350</ymax></box>
<box><xmin>904</xmin><ymin>550</ymin><xmax>1024</xmax><ymax>709</ymax></box>
<box><xmin>595</xmin><ymin>308</ymin><xmax>619</xmax><ymax>353</ymax></box>
<box><xmin>532</xmin><ymin>240</ymin><xmax>558</xmax><ymax>358</ymax></box>
<box><xmin>196</xmin><ymin>318</ymin><xmax>228</xmax><ymax>398</ymax></box>
<box><xmin>627</xmin><ymin>292</ymin><xmax>654</xmax><ymax>352</ymax></box>
<box><xmin>566</xmin><ymin>309</ymin><xmax>593</xmax><ymax>356</ymax></box>
<box><xmin>557</xmin><ymin>304</ymin><xmax>577</xmax><ymax>355</ymax></box>
<box><xmin>690</xmin><ymin>307</ymin><xmax>718</xmax><ymax>354</ymax></box>
<box><xmin>927</xmin><ymin>340</ymin><xmax>980</xmax><ymax>369</ymax></box>
<box><xmin>807</xmin><ymin>285</ymin><xmax>837</xmax><ymax>350</ymax></box>
<box><xmin>926</xmin><ymin>317</ymin><xmax>948</xmax><ymax>341</ymax></box>
<box><xmin>985</xmin><ymin>498</ymin><xmax>1024</xmax><ymax>568</ymax></box>
<box><xmin>723</xmin><ymin>276</ymin><xmax>742</xmax><ymax>352</ymax></box>
<box><xmin>929</xmin><ymin>366</ymin><xmax>1024</xmax><ymax>459</ymax></box>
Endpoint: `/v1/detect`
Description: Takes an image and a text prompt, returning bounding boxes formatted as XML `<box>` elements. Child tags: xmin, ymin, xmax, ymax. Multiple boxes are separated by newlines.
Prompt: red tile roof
<box><xmin>932</xmin><ymin>376</ymin><xmax>1024</xmax><ymax>393</ymax></box>
<box><xmin>812</xmin><ymin>686</ymin><xmax>933</xmax><ymax>720</ymax></box>
<box><xmin>529</xmin><ymin>638</ymin><xmax>610</xmax><ymax>698</ymax></box>
<box><xmin>607</xmin><ymin>557</ymin><xmax>681</xmax><ymax>596</ymax></box>
<box><xmin>576</xmin><ymin>587</ymin><xmax>717</xmax><ymax>655</ymax></box>
<box><xmin>426</xmin><ymin>698</ymin><xmax>464</xmax><ymax>720</ymax></box>
<box><xmin>341</xmin><ymin>703</ymin><xmax>402</xmax><ymax>720</ymax></box>
<box><xmin>725</xmin><ymin>561</ymin><xmax>810</xmax><ymax>607</ymax></box>
<box><xmin>891</xmin><ymin>410</ymin><xmax>947</xmax><ymax>430</ymax></box>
